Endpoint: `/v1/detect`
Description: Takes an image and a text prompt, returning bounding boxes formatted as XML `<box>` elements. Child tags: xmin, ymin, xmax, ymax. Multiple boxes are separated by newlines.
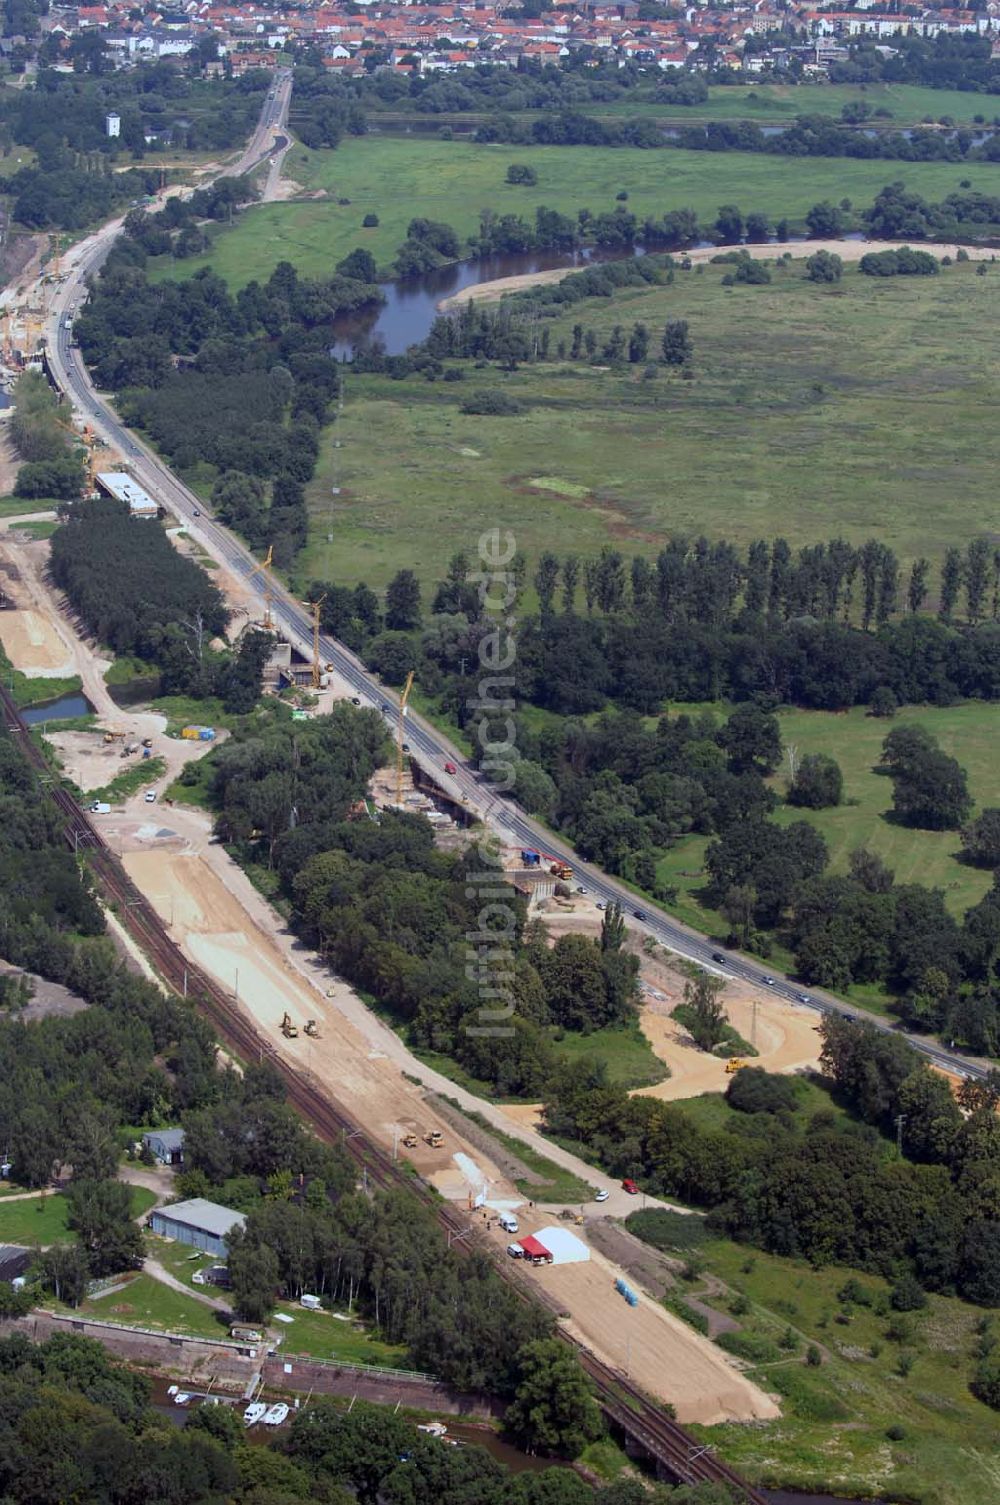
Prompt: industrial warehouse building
<box><xmin>95</xmin><ymin>472</ymin><xmax>159</xmax><ymax>519</ymax></box>
<box><xmin>148</xmin><ymin>1197</ymin><xmax>245</xmax><ymax>1256</ymax></box>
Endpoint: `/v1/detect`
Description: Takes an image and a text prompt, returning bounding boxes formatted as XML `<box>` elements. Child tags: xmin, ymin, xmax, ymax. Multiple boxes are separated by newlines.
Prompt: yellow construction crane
<box><xmin>248</xmin><ymin>545</ymin><xmax>275</xmax><ymax>631</ymax></box>
<box><xmin>308</xmin><ymin>594</ymin><xmax>326</xmax><ymax>689</ymax></box>
<box><xmin>396</xmin><ymin>669</ymin><xmax>414</xmax><ymax>807</ymax></box>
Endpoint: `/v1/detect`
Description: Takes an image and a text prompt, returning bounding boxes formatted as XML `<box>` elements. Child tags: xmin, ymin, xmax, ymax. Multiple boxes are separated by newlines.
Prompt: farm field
<box><xmin>298</xmin><ymin>257</ymin><xmax>1000</xmax><ymax>591</ymax></box>
<box><xmin>148</xmin><ymin>133</ymin><xmax>1000</xmax><ymax>287</ymax></box>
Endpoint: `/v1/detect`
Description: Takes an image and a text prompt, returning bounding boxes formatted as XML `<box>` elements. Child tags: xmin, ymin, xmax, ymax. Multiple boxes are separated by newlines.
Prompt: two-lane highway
<box><xmin>39</xmin><ymin>77</ymin><xmax>992</xmax><ymax>1088</ymax></box>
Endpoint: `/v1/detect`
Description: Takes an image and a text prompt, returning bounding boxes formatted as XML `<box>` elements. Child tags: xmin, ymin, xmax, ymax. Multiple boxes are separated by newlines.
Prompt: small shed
<box><xmin>149</xmin><ymin>1197</ymin><xmax>245</xmax><ymax>1256</ymax></box>
<box><xmin>142</xmin><ymin>1128</ymin><xmax>185</xmax><ymax>1166</ymax></box>
<box><xmin>0</xmin><ymin>1245</ymin><xmax>31</xmax><ymax>1283</ymax></box>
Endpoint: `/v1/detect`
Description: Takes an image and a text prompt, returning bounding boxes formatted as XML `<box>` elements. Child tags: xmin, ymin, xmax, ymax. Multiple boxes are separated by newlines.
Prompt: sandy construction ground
<box><xmin>536</xmin><ymin>900</ymin><xmax>823</xmax><ymax>1101</ymax></box>
<box><xmin>121</xmin><ymin>841</ymin><xmax>503</xmax><ymax>1198</ymax></box>
<box><xmin>114</xmin><ymin>816</ymin><xmax>777</xmax><ymax>1421</ymax></box>
<box><xmin>439</xmin><ymin>236</ymin><xmax>999</xmax><ymax>310</ymax></box>
<box><xmin>481</xmin><ymin>1215</ymin><xmax>778</xmax><ymax>1425</ymax></box>
<box><xmin>0</xmin><ymin>607</ymin><xmax>73</xmax><ymax>674</ymax></box>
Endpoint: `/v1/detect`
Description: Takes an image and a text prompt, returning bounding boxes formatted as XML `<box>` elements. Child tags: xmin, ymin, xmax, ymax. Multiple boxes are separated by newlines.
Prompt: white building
<box><xmin>105</xmin><ymin>112</ymin><xmax>121</xmax><ymax>138</ymax></box>
<box><xmin>96</xmin><ymin>472</ymin><xmax>158</xmax><ymax>518</ymax></box>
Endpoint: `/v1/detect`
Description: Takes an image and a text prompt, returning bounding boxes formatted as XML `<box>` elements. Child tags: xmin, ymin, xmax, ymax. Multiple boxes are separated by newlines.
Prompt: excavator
<box><xmin>423</xmin><ymin>1129</ymin><xmax>443</xmax><ymax>1149</ymax></box>
<box><xmin>280</xmin><ymin>1012</ymin><xmax>298</xmax><ymax>1039</ymax></box>
<box><xmin>725</xmin><ymin>1058</ymin><xmax>746</xmax><ymax>1075</ymax></box>
<box><xmin>304</xmin><ymin>1020</ymin><xmax>319</xmax><ymax>1038</ymax></box>
<box><xmin>401</xmin><ymin>1132</ymin><xmax>418</xmax><ymax>1150</ymax></box>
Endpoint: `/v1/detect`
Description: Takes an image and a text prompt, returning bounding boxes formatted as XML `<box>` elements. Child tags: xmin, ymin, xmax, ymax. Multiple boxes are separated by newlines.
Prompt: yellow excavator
<box><xmin>401</xmin><ymin>1132</ymin><xmax>418</xmax><ymax>1150</ymax></box>
<box><xmin>423</xmin><ymin>1129</ymin><xmax>443</xmax><ymax>1148</ymax></box>
<box><xmin>725</xmin><ymin>1058</ymin><xmax>746</xmax><ymax>1075</ymax></box>
<box><xmin>280</xmin><ymin>1012</ymin><xmax>298</xmax><ymax>1039</ymax></box>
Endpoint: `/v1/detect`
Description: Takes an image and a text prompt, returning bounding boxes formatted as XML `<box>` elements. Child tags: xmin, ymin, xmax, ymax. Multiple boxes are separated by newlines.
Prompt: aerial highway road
<box><xmin>38</xmin><ymin>79</ymin><xmax>992</xmax><ymax>1089</ymax></box>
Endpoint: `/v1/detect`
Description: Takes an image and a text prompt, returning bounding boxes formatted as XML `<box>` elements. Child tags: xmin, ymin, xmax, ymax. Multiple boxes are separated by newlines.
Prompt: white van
<box><xmin>498</xmin><ymin>1212</ymin><xmax>519</xmax><ymax>1234</ymax></box>
<box><xmin>90</xmin><ymin>802</ymin><xmax>111</xmax><ymax>815</ymax></box>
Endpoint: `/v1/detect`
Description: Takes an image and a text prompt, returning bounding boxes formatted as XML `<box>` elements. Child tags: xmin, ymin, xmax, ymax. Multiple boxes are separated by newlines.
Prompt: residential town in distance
<box><xmin>27</xmin><ymin>0</ymin><xmax>1000</xmax><ymax>85</ymax></box>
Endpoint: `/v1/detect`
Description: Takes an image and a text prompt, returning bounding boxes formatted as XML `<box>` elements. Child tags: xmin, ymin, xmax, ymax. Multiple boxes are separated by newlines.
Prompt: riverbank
<box><xmin>438</xmin><ymin>237</ymin><xmax>996</xmax><ymax>308</ymax></box>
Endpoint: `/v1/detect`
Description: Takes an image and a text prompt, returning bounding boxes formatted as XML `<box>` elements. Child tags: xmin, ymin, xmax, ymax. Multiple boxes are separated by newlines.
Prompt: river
<box><xmin>330</xmin><ymin>245</ymin><xmax>638</xmax><ymax>357</ymax></box>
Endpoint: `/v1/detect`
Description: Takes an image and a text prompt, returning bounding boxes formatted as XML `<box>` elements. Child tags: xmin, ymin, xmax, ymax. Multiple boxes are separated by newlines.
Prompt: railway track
<box><xmin>1</xmin><ymin>686</ymin><xmax>766</xmax><ymax>1502</ymax></box>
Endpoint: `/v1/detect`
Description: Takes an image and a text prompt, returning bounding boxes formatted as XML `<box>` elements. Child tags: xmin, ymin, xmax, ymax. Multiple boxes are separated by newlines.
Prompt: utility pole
<box><xmin>751</xmin><ymin>997</ymin><xmax>758</xmax><ymax>1050</ymax></box>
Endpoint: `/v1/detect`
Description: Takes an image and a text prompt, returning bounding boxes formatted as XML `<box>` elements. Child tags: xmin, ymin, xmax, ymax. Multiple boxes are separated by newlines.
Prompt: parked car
<box><xmin>144</xmin><ymin>791</ymin><xmax>156</xmax><ymax>803</ymax></box>
<box><xmin>351</xmin><ymin>697</ymin><xmax>361</xmax><ymax>706</ymax></box>
<box><xmin>621</xmin><ymin>1179</ymin><xmax>639</xmax><ymax>1195</ymax></box>
<box><xmin>594</xmin><ymin>1188</ymin><xmax>610</xmax><ymax>1203</ymax></box>
<box><xmin>595</xmin><ymin>900</ymin><xmax>606</xmax><ymax>910</ymax></box>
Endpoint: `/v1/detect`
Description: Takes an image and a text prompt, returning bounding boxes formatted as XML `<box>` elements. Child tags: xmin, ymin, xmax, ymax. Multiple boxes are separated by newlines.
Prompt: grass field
<box><xmin>149</xmin><ymin>133</ymin><xmax>1000</xmax><ymax>288</ymax></box>
<box><xmin>683</xmin><ymin>1237</ymin><xmax>1000</xmax><ymax>1504</ymax></box>
<box><xmin>589</xmin><ymin>81</ymin><xmax>1000</xmax><ymax>127</ymax></box>
<box><xmin>551</xmin><ymin>1020</ymin><xmax>668</xmax><ymax>1089</ymax></box>
<box><xmin>0</xmin><ymin>1193</ymin><xmax>72</xmax><ymax>1245</ymax></box>
<box><xmin>656</xmin><ymin>702</ymin><xmax>1000</xmax><ymax>970</ymax></box>
<box><xmin>0</xmin><ymin>1184</ymin><xmax>155</xmax><ymax>1246</ymax></box>
<box><xmin>296</xmin><ymin>256</ymin><xmax>1000</xmax><ymax>592</ymax></box>
<box><xmin>85</xmin><ymin>1274</ymin><xmax>228</xmax><ymax>1340</ymax></box>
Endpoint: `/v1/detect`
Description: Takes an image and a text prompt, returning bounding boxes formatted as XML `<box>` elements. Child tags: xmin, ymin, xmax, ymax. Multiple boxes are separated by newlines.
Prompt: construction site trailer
<box><xmin>95</xmin><ymin>471</ymin><xmax>159</xmax><ymax>519</ymax></box>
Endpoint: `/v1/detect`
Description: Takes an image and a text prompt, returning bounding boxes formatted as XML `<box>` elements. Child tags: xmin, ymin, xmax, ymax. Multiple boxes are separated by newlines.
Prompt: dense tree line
<box><xmin>9</xmin><ymin>372</ymin><xmax>85</xmax><ymax>501</ymax></box>
<box><xmin>122</xmin><ymin>175</ymin><xmax>258</xmax><ymax>262</ymax></box>
<box><xmin>0</xmin><ymin>1332</ymin><xmax>733</xmax><ymax>1505</ymax></box>
<box><xmin>199</xmin><ymin>708</ymin><xmax>641</xmax><ymax>1094</ymax></box>
<box><xmin>356</xmin><ymin>536</ymin><xmax>1000</xmax><ymax>719</ymax></box>
<box><xmin>542</xmin><ymin>1026</ymin><xmax>1000</xmax><ymax>1306</ymax></box>
<box><xmin>76</xmin><ymin>240</ymin><xmax>375</xmax><ymax>568</ymax></box>
<box><xmin>1</xmin><ymin>63</ymin><xmax>270</xmax><ymax>161</ymax></box>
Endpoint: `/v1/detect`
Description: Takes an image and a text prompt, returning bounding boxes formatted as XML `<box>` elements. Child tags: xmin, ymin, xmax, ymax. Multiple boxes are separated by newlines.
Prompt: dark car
<box><xmin>351</xmin><ymin>697</ymin><xmax>361</xmax><ymax>706</ymax></box>
<box><xmin>633</xmin><ymin>909</ymin><xmax>648</xmax><ymax>922</ymax></box>
<box><xmin>401</xmin><ymin>742</ymin><xmax>410</xmax><ymax>753</ymax></box>
<box><xmin>711</xmin><ymin>952</ymin><xmax>726</xmax><ymax>964</ymax></box>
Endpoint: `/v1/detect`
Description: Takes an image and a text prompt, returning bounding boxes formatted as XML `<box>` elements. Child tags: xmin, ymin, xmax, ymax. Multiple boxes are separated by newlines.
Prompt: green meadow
<box><xmin>298</xmin><ymin>256</ymin><xmax>1000</xmax><ymax>592</ymax></box>
<box><xmin>149</xmin><ymin>133</ymin><xmax>1000</xmax><ymax>287</ymax></box>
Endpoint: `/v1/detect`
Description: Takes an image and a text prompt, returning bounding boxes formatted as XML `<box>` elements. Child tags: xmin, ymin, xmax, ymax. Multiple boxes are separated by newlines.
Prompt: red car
<box><xmin>443</xmin><ymin>761</ymin><xmax>457</xmax><ymax>775</ymax></box>
<box><xmin>621</xmin><ymin>1179</ymin><xmax>639</xmax><ymax>1195</ymax></box>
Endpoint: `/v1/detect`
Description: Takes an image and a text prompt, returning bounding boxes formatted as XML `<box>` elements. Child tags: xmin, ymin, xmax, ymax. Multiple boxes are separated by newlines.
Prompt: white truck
<box><xmin>89</xmin><ymin>802</ymin><xmax>111</xmax><ymax>815</ymax></box>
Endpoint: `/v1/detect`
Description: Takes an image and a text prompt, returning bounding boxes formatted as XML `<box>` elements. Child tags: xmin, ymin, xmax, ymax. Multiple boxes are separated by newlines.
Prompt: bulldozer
<box><xmin>423</xmin><ymin>1129</ymin><xmax>444</xmax><ymax>1148</ymax></box>
<box><xmin>724</xmin><ymin>1057</ymin><xmax>747</xmax><ymax>1075</ymax></box>
<box><xmin>280</xmin><ymin>1012</ymin><xmax>299</xmax><ymax>1039</ymax></box>
<box><xmin>304</xmin><ymin>1020</ymin><xmax>319</xmax><ymax>1038</ymax></box>
<box><xmin>401</xmin><ymin>1132</ymin><xmax>418</xmax><ymax>1150</ymax></box>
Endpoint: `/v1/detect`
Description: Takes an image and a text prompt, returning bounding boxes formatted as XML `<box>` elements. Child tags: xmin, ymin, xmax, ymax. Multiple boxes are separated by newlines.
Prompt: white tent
<box><xmin>533</xmin><ymin>1226</ymin><xmax>590</xmax><ymax>1265</ymax></box>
